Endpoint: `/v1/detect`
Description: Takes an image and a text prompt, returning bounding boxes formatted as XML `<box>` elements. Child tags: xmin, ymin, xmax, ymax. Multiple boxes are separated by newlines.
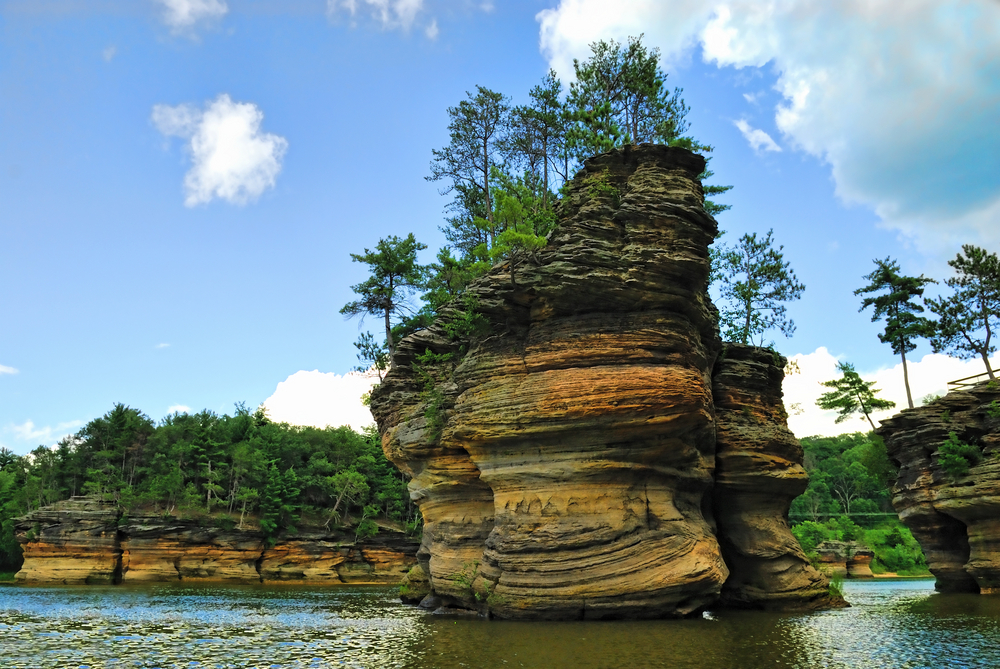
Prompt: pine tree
<box><xmin>816</xmin><ymin>362</ymin><xmax>897</xmax><ymax>430</ymax></box>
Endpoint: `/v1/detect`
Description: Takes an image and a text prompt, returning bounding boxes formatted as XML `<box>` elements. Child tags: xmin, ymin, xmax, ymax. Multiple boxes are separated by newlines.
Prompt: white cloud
<box><xmin>152</xmin><ymin>94</ymin><xmax>288</xmax><ymax>207</ymax></box>
<box><xmin>328</xmin><ymin>0</ymin><xmax>426</xmax><ymax>31</ymax></box>
<box><xmin>157</xmin><ymin>0</ymin><xmax>228</xmax><ymax>31</ymax></box>
<box><xmin>102</xmin><ymin>45</ymin><xmax>117</xmax><ymax>62</ymax></box>
<box><xmin>784</xmin><ymin>346</ymin><xmax>1000</xmax><ymax>438</ymax></box>
<box><xmin>10</xmin><ymin>420</ymin><xmax>85</xmax><ymax>446</ymax></box>
<box><xmin>734</xmin><ymin>118</ymin><xmax>781</xmax><ymax>153</ymax></box>
<box><xmin>0</xmin><ymin>364</ymin><xmax>18</xmax><ymax>375</ymax></box>
<box><xmin>155</xmin><ymin>343</ymin><xmax>171</xmax><ymax>349</ymax></box>
<box><xmin>263</xmin><ymin>369</ymin><xmax>378</xmax><ymax>432</ymax></box>
<box><xmin>167</xmin><ymin>404</ymin><xmax>191</xmax><ymax>414</ymax></box>
<box><xmin>536</xmin><ymin>0</ymin><xmax>1000</xmax><ymax>253</ymax></box>
<box><xmin>425</xmin><ymin>18</ymin><xmax>439</xmax><ymax>40</ymax></box>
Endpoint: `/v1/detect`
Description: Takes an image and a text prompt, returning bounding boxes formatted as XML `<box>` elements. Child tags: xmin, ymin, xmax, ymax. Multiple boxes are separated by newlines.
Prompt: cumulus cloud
<box><xmin>167</xmin><ymin>404</ymin><xmax>191</xmax><ymax>414</ymax></box>
<box><xmin>157</xmin><ymin>0</ymin><xmax>228</xmax><ymax>31</ymax></box>
<box><xmin>734</xmin><ymin>118</ymin><xmax>781</xmax><ymax>153</ymax></box>
<box><xmin>536</xmin><ymin>0</ymin><xmax>1000</xmax><ymax>252</ymax></box>
<box><xmin>328</xmin><ymin>0</ymin><xmax>426</xmax><ymax>32</ymax></box>
<box><xmin>152</xmin><ymin>94</ymin><xmax>288</xmax><ymax>207</ymax></box>
<box><xmin>0</xmin><ymin>364</ymin><xmax>18</xmax><ymax>375</ymax></box>
<box><xmin>263</xmin><ymin>369</ymin><xmax>377</xmax><ymax>432</ymax></box>
<box><xmin>784</xmin><ymin>347</ymin><xmax>1000</xmax><ymax>438</ymax></box>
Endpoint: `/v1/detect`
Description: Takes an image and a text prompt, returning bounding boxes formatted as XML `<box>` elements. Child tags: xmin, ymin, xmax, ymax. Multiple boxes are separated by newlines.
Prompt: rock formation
<box><xmin>814</xmin><ymin>541</ymin><xmax>875</xmax><ymax>579</ymax></box>
<box><xmin>877</xmin><ymin>381</ymin><xmax>1000</xmax><ymax>592</ymax></box>
<box><xmin>14</xmin><ymin>497</ymin><xmax>417</xmax><ymax>585</ymax></box>
<box><xmin>370</xmin><ymin>144</ymin><xmax>838</xmax><ymax>619</ymax></box>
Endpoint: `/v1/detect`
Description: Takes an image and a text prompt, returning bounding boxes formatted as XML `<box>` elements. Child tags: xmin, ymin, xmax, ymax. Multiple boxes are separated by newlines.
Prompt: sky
<box><xmin>2</xmin><ymin>0</ymin><xmax>999</xmax><ymax>454</ymax></box>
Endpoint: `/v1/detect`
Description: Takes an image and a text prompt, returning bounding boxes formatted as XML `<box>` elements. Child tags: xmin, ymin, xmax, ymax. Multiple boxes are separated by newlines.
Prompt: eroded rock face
<box><xmin>814</xmin><ymin>541</ymin><xmax>875</xmax><ymax>579</ymax></box>
<box><xmin>877</xmin><ymin>382</ymin><xmax>1000</xmax><ymax>593</ymax></box>
<box><xmin>14</xmin><ymin>497</ymin><xmax>121</xmax><ymax>584</ymax></box>
<box><xmin>15</xmin><ymin>502</ymin><xmax>417</xmax><ymax>585</ymax></box>
<box><xmin>713</xmin><ymin>345</ymin><xmax>837</xmax><ymax>608</ymax></box>
<box><xmin>371</xmin><ymin>145</ymin><xmax>834</xmax><ymax>618</ymax></box>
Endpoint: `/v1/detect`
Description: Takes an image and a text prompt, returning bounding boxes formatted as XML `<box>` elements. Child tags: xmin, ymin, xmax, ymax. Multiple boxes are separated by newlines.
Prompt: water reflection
<box><xmin>2</xmin><ymin>580</ymin><xmax>1000</xmax><ymax>668</ymax></box>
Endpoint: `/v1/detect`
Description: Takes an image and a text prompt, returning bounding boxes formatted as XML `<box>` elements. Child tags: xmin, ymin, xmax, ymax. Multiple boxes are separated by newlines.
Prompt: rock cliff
<box><xmin>370</xmin><ymin>144</ymin><xmax>838</xmax><ymax>619</ymax></box>
<box><xmin>877</xmin><ymin>381</ymin><xmax>1000</xmax><ymax>593</ymax></box>
<box><xmin>14</xmin><ymin>497</ymin><xmax>417</xmax><ymax>585</ymax></box>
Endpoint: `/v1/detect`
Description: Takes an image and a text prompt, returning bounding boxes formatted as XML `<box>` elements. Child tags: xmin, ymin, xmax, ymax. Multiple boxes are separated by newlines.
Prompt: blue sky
<box><xmin>2</xmin><ymin>0</ymin><xmax>999</xmax><ymax>453</ymax></box>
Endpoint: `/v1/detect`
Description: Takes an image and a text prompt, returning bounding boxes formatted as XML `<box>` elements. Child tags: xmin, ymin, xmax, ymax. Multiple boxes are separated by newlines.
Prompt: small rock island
<box><xmin>371</xmin><ymin>145</ymin><xmax>842</xmax><ymax>619</ymax></box>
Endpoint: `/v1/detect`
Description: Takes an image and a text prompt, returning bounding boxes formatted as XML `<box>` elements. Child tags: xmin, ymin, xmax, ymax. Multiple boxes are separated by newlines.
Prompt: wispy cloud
<box><xmin>0</xmin><ymin>364</ymin><xmax>18</xmax><ymax>375</ymax></box>
<box><xmin>10</xmin><ymin>419</ymin><xmax>84</xmax><ymax>445</ymax></box>
<box><xmin>157</xmin><ymin>0</ymin><xmax>228</xmax><ymax>33</ymax></box>
<box><xmin>328</xmin><ymin>0</ymin><xmax>428</xmax><ymax>33</ymax></box>
<box><xmin>102</xmin><ymin>45</ymin><xmax>117</xmax><ymax>62</ymax></box>
<box><xmin>425</xmin><ymin>18</ymin><xmax>439</xmax><ymax>40</ymax></box>
<box><xmin>155</xmin><ymin>343</ymin><xmax>171</xmax><ymax>349</ymax></box>
<box><xmin>167</xmin><ymin>404</ymin><xmax>191</xmax><ymax>414</ymax></box>
<box><xmin>734</xmin><ymin>119</ymin><xmax>782</xmax><ymax>153</ymax></box>
<box><xmin>152</xmin><ymin>94</ymin><xmax>288</xmax><ymax>207</ymax></box>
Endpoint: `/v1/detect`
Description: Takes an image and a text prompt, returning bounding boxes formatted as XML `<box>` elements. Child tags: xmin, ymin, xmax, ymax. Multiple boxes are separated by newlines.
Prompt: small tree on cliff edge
<box><xmin>715</xmin><ymin>229</ymin><xmax>805</xmax><ymax>346</ymax></box>
<box><xmin>341</xmin><ymin>234</ymin><xmax>428</xmax><ymax>366</ymax></box>
<box><xmin>855</xmin><ymin>258</ymin><xmax>935</xmax><ymax>409</ymax></box>
<box><xmin>925</xmin><ymin>244</ymin><xmax>1000</xmax><ymax>380</ymax></box>
<box><xmin>816</xmin><ymin>362</ymin><xmax>897</xmax><ymax>431</ymax></box>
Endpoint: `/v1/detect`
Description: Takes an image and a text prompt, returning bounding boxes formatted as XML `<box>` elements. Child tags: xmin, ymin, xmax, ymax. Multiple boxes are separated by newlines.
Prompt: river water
<box><xmin>1</xmin><ymin>579</ymin><xmax>997</xmax><ymax>668</ymax></box>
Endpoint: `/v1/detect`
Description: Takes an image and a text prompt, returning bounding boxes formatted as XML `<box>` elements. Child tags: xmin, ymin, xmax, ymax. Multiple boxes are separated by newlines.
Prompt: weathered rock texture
<box><xmin>15</xmin><ymin>500</ymin><xmax>417</xmax><ymax>585</ymax></box>
<box><xmin>370</xmin><ymin>145</ymin><xmax>837</xmax><ymax>619</ymax></box>
<box><xmin>713</xmin><ymin>345</ymin><xmax>834</xmax><ymax>605</ymax></box>
<box><xmin>14</xmin><ymin>497</ymin><xmax>121</xmax><ymax>584</ymax></box>
<box><xmin>877</xmin><ymin>381</ymin><xmax>1000</xmax><ymax>593</ymax></box>
<box><xmin>814</xmin><ymin>541</ymin><xmax>875</xmax><ymax>579</ymax></box>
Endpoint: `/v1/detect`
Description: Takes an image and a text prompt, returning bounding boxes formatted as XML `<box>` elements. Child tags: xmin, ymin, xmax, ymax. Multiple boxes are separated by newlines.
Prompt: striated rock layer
<box><xmin>371</xmin><ymin>145</ymin><xmax>837</xmax><ymax>619</ymax></box>
<box><xmin>713</xmin><ymin>345</ymin><xmax>834</xmax><ymax>607</ymax></box>
<box><xmin>877</xmin><ymin>381</ymin><xmax>1000</xmax><ymax>593</ymax></box>
<box><xmin>15</xmin><ymin>500</ymin><xmax>417</xmax><ymax>585</ymax></box>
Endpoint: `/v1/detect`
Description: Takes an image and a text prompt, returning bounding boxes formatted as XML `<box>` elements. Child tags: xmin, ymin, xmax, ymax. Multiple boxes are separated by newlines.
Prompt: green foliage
<box><xmin>816</xmin><ymin>362</ymin><xmax>896</xmax><ymax>431</ymax></box>
<box><xmin>828</xmin><ymin>573</ymin><xmax>845</xmax><ymax>599</ymax></box>
<box><xmin>937</xmin><ymin>431</ymin><xmax>981</xmax><ymax>479</ymax></box>
<box><xmin>340</xmin><ymin>233</ymin><xmax>429</xmax><ymax>363</ymax></box>
<box><xmin>715</xmin><ymin>229</ymin><xmax>805</xmax><ymax>345</ymax></box>
<box><xmin>855</xmin><ymin>257</ymin><xmax>936</xmax><ymax>409</ymax></box>
<box><xmin>926</xmin><ymin>245</ymin><xmax>1000</xmax><ymax>380</ymax></box>
<box><xmin>986</xmin><ymin>400</ymin><xmax>1000</xmax><ymax>419</ymax></box>
<box><xmin>353</xmin><ymin>332</ymin><xmax>388</xmax><ymax>381</ymax></box>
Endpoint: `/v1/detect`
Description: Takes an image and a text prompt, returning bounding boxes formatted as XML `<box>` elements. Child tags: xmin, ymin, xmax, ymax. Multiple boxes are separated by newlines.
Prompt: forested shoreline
<box><xmin>0</xmin><ymin>403</ymin><xmax>417</xmax><ymax>573</ymax></box>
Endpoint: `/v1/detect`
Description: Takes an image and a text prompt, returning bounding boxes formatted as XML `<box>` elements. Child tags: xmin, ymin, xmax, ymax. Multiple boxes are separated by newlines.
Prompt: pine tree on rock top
<box><xmin>816</xmin><ymin>362</ymin><xmax>897</xmax><ymax>431</ymax></box>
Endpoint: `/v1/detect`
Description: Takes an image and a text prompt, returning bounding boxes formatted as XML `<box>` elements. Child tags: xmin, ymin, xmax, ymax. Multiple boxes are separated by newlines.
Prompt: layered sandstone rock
<box><xmin>713</xmin><ymin>345</ymin><xmax>838</xmax><ymax>607</ymax></box>
<box><xmin>814</xmin><ymin>541</ymin><xmax>875</xmax><ymax>579</ymax></box>
<box><xmin>14</xmin><ymin>497</ymin><xmax>121</xmax><ymax>584</ymax></box>
<box><xmin>371</xmin><ymin>145</ymin><xmax>835</xmax><ymax>619</ymax></box>
<box><xmin>15</xmin><ymin>502</ymin><xmax>417</xmax><ymax>585</ymax></box>
<box><xmin>877</xmin><ymin>382</ymin><xmax>1000</xmax><ymax>592</ymax></box>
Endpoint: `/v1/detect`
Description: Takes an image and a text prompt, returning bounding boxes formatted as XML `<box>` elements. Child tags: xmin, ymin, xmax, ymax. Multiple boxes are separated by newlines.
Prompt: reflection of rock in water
<box><xmin>14</xmin><ymin>496</ymin><xmax>418</xmax><ymax>585</ymax></box>
<box><xmin>370</xmin><ymin>144</ymin><xmax>840</xmax><ymax>619</ymax></box>
<box><xmin>878</xmin><ymin>382</ymin><xmax>1000</xmax><ymax>593</ymax></box>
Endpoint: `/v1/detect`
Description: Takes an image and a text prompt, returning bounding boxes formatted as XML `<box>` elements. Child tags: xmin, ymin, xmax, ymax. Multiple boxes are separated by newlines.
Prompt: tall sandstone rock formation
<box><xmin>370</xmin><ymin>145</ymin><xmax>836</xmax><ymax>619</ymax></box>
<box><xmin>877</xmin><ymin>381</ymin><xmax>1000</xmax><ymax>593</ymax></box>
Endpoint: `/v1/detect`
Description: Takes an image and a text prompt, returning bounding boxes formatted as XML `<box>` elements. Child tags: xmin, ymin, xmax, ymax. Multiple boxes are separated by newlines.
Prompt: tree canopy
<box><xmin>855</xmin><ymin>258</ymin><xmax>936</xmax><ymax>409</ymax></box>
<box><xmin>715</xmin><ymin>229</ymin><xmax>805</xmax><ymax>346</ymax></box>
<box><xmin>816</xmin><ymin>362</ymin><xmax>896</xmax><ymax>431</ymax></box>
<box><xmin>926</xmin><ymin>244</ymin><xmax>1000</xmax><ymax>380</ymax></box>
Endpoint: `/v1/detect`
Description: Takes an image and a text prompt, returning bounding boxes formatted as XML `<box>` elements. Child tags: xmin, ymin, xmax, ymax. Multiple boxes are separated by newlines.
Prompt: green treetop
<box><xmin>715</xmin><ymin>229</ymin><xmax>805</xmax><ymax>346</ymax></box>
<box><xmin>855</xmin><ymin>258</ymin><xmax>936</xmax><ymax>409</ymax></box>
<box><xmin>925</xmin><ymin>244</ymin><xmax>1000</xmax><ymax>380</ymax></box>
<box><xmin>340</xmin><ymin>233</ymin><xmax>428</xmax><ymax>364</ymax></box>
<box><xmin>816</xmin><ymin>362</ymin><xmax>897</xmax><ymax>431</ymax></box>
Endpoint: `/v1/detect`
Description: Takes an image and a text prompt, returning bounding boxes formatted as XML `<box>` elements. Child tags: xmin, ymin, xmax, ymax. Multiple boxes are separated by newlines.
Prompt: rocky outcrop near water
<box><xmin>14</xmin><ymin>497</ymin><xmax>417</xmax><ymax>585</ymax></box>
<box><xmin>877</xmin><ymin>381</ymin><xmax>1000</xmax><ymax>593</ymax></box>
<box><xmin>713</xmin><ymin>345</ymin><xmax>835</xmax><ymax>607</ymax></box>
<box><xmin>370</xmin><ymin>144</ymin><xmax>840</xmax><ymax>619</ymax></box>
<box><xmin>814</xmin><ymin>541</ymin><xmax>875</xmax><ymax>579</ymax></box>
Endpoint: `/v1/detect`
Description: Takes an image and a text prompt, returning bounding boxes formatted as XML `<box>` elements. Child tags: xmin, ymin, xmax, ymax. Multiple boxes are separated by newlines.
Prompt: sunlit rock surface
<box><xmin>15</xmin><ymin>501</ymin><xmax>417</xmax><ymax>585</ymax></box>
<box><xmin>877</xmin><ymin>381</ymin><xmax>1000</xmax><ymax>593</ymax></box>
<box><xmin>371</xmin><ymin>145</ymin><xmax>837</xmax><ymax>619</ymax></box>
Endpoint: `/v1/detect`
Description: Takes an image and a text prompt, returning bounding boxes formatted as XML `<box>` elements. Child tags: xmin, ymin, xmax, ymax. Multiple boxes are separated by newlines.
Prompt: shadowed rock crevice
<box><xmin>371</xmin><ymin>144</ymin><xmax>839</xmax><ymax>619</ymax></box>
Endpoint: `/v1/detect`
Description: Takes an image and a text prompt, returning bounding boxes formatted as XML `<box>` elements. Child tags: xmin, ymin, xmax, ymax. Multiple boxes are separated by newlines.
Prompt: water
<box><xmin>1</xmin><ymin>580</ymin><xmax>998</xmax><ymax>668</ymax></box>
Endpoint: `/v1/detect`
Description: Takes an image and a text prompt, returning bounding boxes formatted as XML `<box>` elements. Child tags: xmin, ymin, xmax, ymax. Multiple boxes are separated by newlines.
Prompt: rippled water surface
<box><xmin>2</xmin><ymin>579</ymin><xmax>999</xmax><ymax>668</ymax></box>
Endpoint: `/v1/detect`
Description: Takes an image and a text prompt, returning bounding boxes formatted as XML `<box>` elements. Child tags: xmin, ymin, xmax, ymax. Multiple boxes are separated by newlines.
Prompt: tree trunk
<box><xmin>900</xmin><ymin>348</ymin><xmax>914</xmax><ymax>409</ymax></box>
<box><xmin>981</xmin><ymin>350</ymin><xmax>996</xmax><ymax>380</ymax></box>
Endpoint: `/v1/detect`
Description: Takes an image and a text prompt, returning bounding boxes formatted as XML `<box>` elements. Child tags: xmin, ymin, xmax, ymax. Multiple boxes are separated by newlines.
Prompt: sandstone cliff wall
<box><xmin>877</xmin><ymin>381</ymin><xmax>1000</xmax><ymax>593</ymax></box>
<box><xmin>371</xmin><ymin>145</ymin><xmax>838</xmax><ymax>619</ymax></box>
<box><xmin>14</xmin><ymin>498</ymin><xmax>417</xmax><ymax>585</ymax></box>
